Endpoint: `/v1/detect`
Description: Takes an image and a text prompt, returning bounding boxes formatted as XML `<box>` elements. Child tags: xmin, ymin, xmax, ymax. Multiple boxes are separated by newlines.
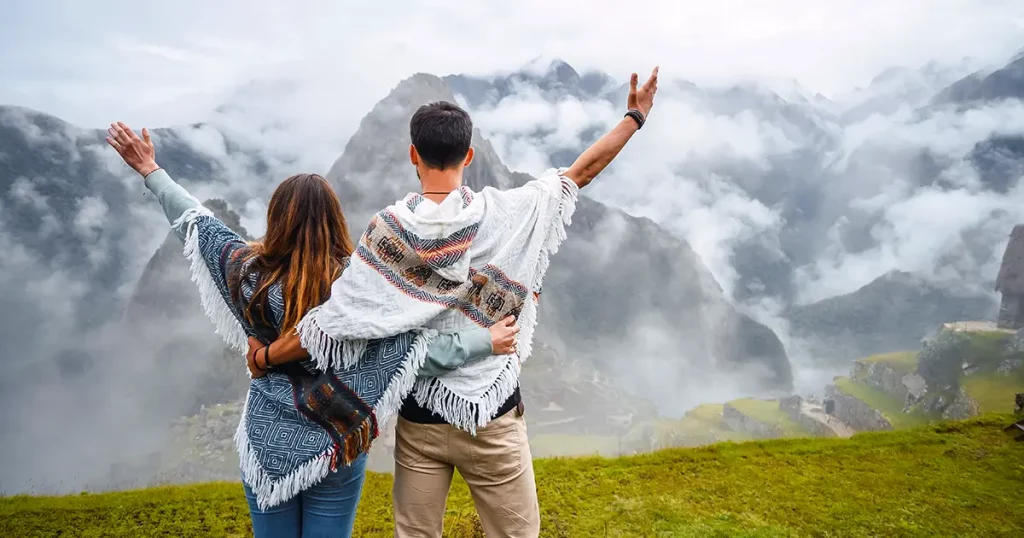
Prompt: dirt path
<box><xmin>801</xmin><ymin>400</ymin><xmax>857</xmax><ymax>438</ymax></box>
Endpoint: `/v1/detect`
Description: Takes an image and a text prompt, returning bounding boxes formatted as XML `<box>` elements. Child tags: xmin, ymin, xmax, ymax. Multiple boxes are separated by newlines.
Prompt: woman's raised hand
<box><xmin>106</xmin><ymin>121</ymin><xmax>159</xmax><ymax>177</ymax></box>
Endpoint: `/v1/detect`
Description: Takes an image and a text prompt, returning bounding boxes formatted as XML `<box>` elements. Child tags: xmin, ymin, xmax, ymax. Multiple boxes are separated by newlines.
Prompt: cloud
<box><xmin>797</xmin><ymin>183</ymin><xmax>1024</xmax><ymax>303</ymax></box>
<box><xmin>3</xmin><ymin>1</ymin><xmax>1024</xmax><ymax>127</ymax></box>
<box><xmin>73</xmin><ymin>197</ymin><xmax>109</xmax><ymax>239</ymax></box>
<box><xmin>441</xmin><ymin>55</ymin><xmax>1024</xmax><ymax>409</ymax></box>
<box><xmin>9</xmin><ymin>177</ymin><xmax>51</xmax><ymax>211</ymax></box>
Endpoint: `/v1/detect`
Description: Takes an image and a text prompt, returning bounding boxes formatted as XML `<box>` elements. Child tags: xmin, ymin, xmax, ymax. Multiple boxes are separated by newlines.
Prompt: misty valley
<box><xmin>1</xmin><ymin>52</ymin><xmax>1024</xmax><ymax>533</ymax></box>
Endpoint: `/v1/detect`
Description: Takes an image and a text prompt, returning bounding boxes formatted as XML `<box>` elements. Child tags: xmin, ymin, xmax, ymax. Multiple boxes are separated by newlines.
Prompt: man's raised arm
<box><xmin>562</xmin><ymin>67</ymin><xmax>658</xmax><ymax>189</ymax></box>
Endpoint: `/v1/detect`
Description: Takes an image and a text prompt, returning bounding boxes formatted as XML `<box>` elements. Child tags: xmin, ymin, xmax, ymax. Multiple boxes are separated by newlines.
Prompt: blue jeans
<box><xmin>243</xmin><ymin>453</ymin><xmax>368</xmax><ymax>538</ymax></box>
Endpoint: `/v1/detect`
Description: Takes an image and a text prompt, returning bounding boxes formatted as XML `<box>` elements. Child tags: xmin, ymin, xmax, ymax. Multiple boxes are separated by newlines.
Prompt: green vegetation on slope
<box><xmin>3</xmin><ymin>416</ymin><xmax>1022</xmax><ymax>537</ymax></box>
<box><xmin>855</xmin><ymin>350</ymin><xmax>919</xmax><ymax>375</ymax></box>
<box><xmin>962</xmin><ymin>331</ymin><xmax>1015</xmax><ymax>367</ymax></box>
<box><xmin>963</xmin><ymin>372</ymin><xmax>1024</xmax><ymax>413</ymax></box>
<box><xmin>728</xmin><ymin>398</ymin><xmax>809</xmax><ymax>436</ymax></box>
<box><xmin>621</xmin><ymin>404</ymin><xmax>753</xmax><ymax>452</ymax></box>
<box><xmin>834</xmin><ymin>377</ymin><xmax>934</xmax><ymax>429</ymax></box>
<box><xmin>685</xmin><ymin>403</ymin><xmax>727</xmax><ymax>423</ymax></box>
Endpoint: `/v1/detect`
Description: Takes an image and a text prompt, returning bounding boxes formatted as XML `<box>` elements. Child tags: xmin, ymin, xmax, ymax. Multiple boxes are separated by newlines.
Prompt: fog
<box><xmin>2</xmin><ymin>2</ymin><xmax>1024</xmax><ymax>495</ymax></box>
<box><xmin>453</xmin><ymin>58</ymin><xmax>1024</xmax><ymax>395</ymax></box>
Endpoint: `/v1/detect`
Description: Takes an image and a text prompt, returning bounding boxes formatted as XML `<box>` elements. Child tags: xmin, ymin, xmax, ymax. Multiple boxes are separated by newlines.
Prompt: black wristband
<box><xmin>625</xmin><ymin>109</ymin><xmax>645</xmax><ymax>130</ymax></box>
<box><xmin>263</xmin><ymin>346</ymin><xmax>272</xmax><ymax>369</ymax></box>
<box><xmin>253</xmin><ymin>347</ymin><xmax>268</xmax><ymax>371</ymax></box>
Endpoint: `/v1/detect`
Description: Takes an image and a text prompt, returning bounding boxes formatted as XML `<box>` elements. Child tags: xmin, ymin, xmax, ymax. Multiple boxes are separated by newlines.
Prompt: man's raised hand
<box><xmin>106</xmin><ymin>121</ymin><xmax>159</xmax><ymax>177</ymax></box>
<box><xmin>628</xmin><ymin>66</ymin><xmax>659</xmax><ymax>118</ymax></box>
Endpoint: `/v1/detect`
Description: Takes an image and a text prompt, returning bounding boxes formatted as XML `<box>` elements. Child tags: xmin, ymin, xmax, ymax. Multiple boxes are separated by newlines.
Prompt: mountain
<box><xmin>925</xmin><ymin>53</ymin><xmax>1024</xmax><ymax>195</ymax></box>
<box><xmin>447</xmin><ymin>58</ymin><xmax>616</xmax><ymax>109</ymax></box>
<box><xmin>0</xmin><ymin>105</ymin><xmax>274</xmax><ymax>400</ymax></box>
<box><xmin>441</xmin><ymin>57</ymin><xmax>1024</xmax><ymax>331</ymax></box>
<box><xmin>933</xmin><ymin>52</ymin><xmax>1024</xmax><ymax>106</ymax></box>
<box><xmin>326</xmin><ymin>73</ymin><xmax>794</xmax><ymax>404</ymax></box>
<box><xmin>787</xmin><ymin>271</ymin><xmax>996</xmax><ymax>363</ymax></box>
<box><xmin>839</xmin><ymin>59</ymin><xmax>978</xmax><ymax>123</ymax></box>
<box><xmin>444</xmin><ymin>60</ymin><xmax>848</xmax><ymax>303</ymax></box>
<box><xmin>0</xmin><ymin>106</ymin><xmax>274</xmax><ymax>494</ymax></box>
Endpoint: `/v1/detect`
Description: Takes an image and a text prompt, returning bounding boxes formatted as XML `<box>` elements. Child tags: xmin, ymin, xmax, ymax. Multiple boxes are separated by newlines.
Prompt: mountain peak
<box><xmin>932</xmin><ymin>53</ymin><xmax>1024</xmax><ymax>106</ymax></box>
<box><xmin>381</xmin><ymin>73</ymin><xmax>459</xmax><ymax>111</ymax></box>
<box><xmin>516</xmin><ymin>56</ymin><xmax>581</xmax><ymax>87</ymax></box>
<box><xmin>325</xmin><ymin>74</ymin><xmax>515</xmax><ymax>215</ymax></box>
<box><xmin>521</xmin><ymin>56</ymin><xmax>575</xmax><ymax>75</ymax></box>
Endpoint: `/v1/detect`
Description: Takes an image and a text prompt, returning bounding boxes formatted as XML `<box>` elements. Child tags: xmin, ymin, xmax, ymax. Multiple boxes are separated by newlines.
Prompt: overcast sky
<box><xmin>3</xmin><ymin>0</ymin><xmax>1023</xmax><ymax>127</ymax></box>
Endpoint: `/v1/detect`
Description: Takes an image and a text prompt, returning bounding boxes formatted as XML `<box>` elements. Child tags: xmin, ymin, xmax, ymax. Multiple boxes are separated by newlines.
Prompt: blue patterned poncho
<box><xmin>173</xmin><ymin>207</ymin><xmax>432</xmax><ymax>510</ymax></box>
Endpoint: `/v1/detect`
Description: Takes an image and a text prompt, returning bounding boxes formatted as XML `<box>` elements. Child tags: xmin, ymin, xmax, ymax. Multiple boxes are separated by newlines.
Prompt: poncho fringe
<box><xmin>175</xmin><ymin>207</ymin><xmax>248</xmax><ymax>354</ymax></box>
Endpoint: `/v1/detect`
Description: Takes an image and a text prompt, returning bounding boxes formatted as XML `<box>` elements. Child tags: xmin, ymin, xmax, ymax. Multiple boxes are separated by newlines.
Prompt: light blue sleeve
<box><xmin>143</xmin><ymin>168</ymin><xmax>204</xmax><ymax>241</ymax></box>
<box><xmin>419</xmin><ymin>327</ymin><xmax>494</xmax><ymax>377</ymax></box>
<box><xmin>143</xmin><ymin>167</ymin><xmax>493</xmax><ymax>375</ymax></box>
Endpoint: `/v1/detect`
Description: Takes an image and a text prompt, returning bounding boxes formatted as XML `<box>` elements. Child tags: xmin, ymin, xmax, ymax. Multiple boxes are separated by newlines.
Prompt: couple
<box><xmin>107</xmin><ymin>67</ymin><xmax>658</xmax><ymax>538</ymax></box>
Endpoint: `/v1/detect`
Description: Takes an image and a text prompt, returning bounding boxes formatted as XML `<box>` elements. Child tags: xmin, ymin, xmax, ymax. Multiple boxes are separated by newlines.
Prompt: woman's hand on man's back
<box><xmin>489</xmin><ymin>316</ymin><xmax>520</xmax><ymax>356</ymax></box>
<box><xmin>106</xmin><ymin>121</ymin><xmax>160</xmax><ymax>177</ymax></box>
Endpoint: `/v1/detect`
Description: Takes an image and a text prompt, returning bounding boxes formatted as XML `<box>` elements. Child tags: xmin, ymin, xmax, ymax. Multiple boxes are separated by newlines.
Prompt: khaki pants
<box><xmin>392</xmin><ymin>409</ymin><xmax>539</xmax><ymax>538</ymax></box>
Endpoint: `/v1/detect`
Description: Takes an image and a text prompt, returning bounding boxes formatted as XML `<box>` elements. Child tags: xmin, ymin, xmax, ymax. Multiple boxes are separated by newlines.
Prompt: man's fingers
<box><xmin>109</xmin><ymin>123</ymin><xmax>130</xmax><ymax>146</ymax></box>
<box><xmin>117</xmin><ymin>119</ymin><xmax>140</xmax><ymax>140</ymax></box>
<box><xmin>643</xmin><ymin>66</ymin><xmax>659</xmax><ymax>91</ymax></box>
<box><xmin>630</xmin><ymin>73</ymin><xmax>639</xmax><ymax>92</ymax></box>
<box><xmin>142</xmin><ymin>127</ymin><xmax>152</xmax><ymax>145</ymax></box>
<box><xmin>105</xmin><ymin>137</ymin><xmax>121</xmax><ymax>151</ymax></box>
<box><xmin>501</xmin><ymin>315</ymin><xmax>515</xmax><ymax>327</ymax></box>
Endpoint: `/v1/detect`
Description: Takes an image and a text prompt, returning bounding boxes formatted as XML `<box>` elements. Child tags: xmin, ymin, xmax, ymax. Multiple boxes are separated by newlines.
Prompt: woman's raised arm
<box><xmin>106</xmin><ymin>122</ymin><xmax>208</xmax><ymax>240</ymax></box>
<box><xmin>108</xmin><ymin>121</ymin><xmax>253</xmax><ymax>352</ymax></box>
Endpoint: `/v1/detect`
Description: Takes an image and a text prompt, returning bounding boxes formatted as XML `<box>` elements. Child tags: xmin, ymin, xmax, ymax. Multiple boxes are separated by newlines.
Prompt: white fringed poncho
<box><xmin>298</xmin><ymin>169</ymin><xmax>578</xmax><ymax>432</ymax></box>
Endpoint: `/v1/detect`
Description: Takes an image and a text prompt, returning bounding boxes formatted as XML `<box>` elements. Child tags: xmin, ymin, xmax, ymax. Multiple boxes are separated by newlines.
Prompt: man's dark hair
<box><xmin>409</xmin><ymin>101</ymin><xmax>473</xmax><ymax>170</ymax></box>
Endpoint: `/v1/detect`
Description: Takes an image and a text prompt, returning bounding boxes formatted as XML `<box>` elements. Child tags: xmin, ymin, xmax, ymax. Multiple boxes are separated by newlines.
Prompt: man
<box><xmin>256</xmin><ymin>67</ymin><xmax>658</xmax><ymax>537</ymax></box>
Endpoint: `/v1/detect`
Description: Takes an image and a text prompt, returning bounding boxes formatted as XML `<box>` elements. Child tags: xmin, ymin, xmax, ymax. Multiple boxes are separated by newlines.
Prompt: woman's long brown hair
<box><xmin>242</xmin><ymin>173</ymin><xmax>354</xmax><ymax>332</ymax></box>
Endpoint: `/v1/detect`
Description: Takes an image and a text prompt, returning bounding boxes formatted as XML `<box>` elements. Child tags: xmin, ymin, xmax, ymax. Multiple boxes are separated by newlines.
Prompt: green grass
<box><xmin>834</xmin><ymin>377</ymin><xmax>934</xmax><ymax>429</ymax></box>
<box><xmin>962</xmin><ymin>373</ymin><xmax>1024</xmax><ymax>413</ymax></box>
<box><xmin>855</xmin><ymin>351</ymin><xmax>919</xmax><ymax>375</ymax></box>
<box><xmin>685</xmin><ymin>403</ymin><xmax>728</xmax><ymax>424</ymax></box>
<box><xmin>964</xmin><ymin>331</ymin><xmax>1015</xmax><ymax>367</ymax></box>
<box><xmin>623</xmin><ymin>404</ymin><xmax>753</xmax><ymax>450</ymax></box>
<box><xmin>665</xmin><ymin>403</ymin><xmax>753</xmax><ymax>444</ymax></box>
<box><xmin>4</xmin><ymin>416</ymin><xmax>1024</xmax><ymax>537</ymax></box>
<box><xmin>728</xmin><ymin>398</ymin><xmax>810</xmax><ymax>437</ymax></box>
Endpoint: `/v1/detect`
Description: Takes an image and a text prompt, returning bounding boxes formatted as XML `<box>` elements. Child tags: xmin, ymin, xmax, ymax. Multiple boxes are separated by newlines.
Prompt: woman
<box><xmin>106</xmin><ymin>121</ymin><xmax>517</xmax><ymax>538</ymax></box>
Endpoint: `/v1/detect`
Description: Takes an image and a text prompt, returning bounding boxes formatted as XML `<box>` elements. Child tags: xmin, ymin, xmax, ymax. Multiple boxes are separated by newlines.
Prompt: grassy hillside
<box><xmin>833</xmin><ymin>377</ymin><xmax>935</xmax><ymax>429</ymax></box>
<box><xmin>727</xmin><ymin>398</ymin><xmax>810</xmax><ymax>436</ymax></box>
<box><xmin>963</xmin><ymin>372</ymin><xmax>1024</xmax><ymax>413</ymax></box>
<box><xmin>854</xmin><ymin>350</ymin><xmax>919</xmax><ymax>375</ymax></box>
<box><xmin>624</xmin><ymin>403</ymin><xmax>754</xmax><ymax>450</ymax></box>
<box><xmin>3</xmin><ymin>416</ymin><xmax>1023</xmax><ymax>537</ymax></box>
